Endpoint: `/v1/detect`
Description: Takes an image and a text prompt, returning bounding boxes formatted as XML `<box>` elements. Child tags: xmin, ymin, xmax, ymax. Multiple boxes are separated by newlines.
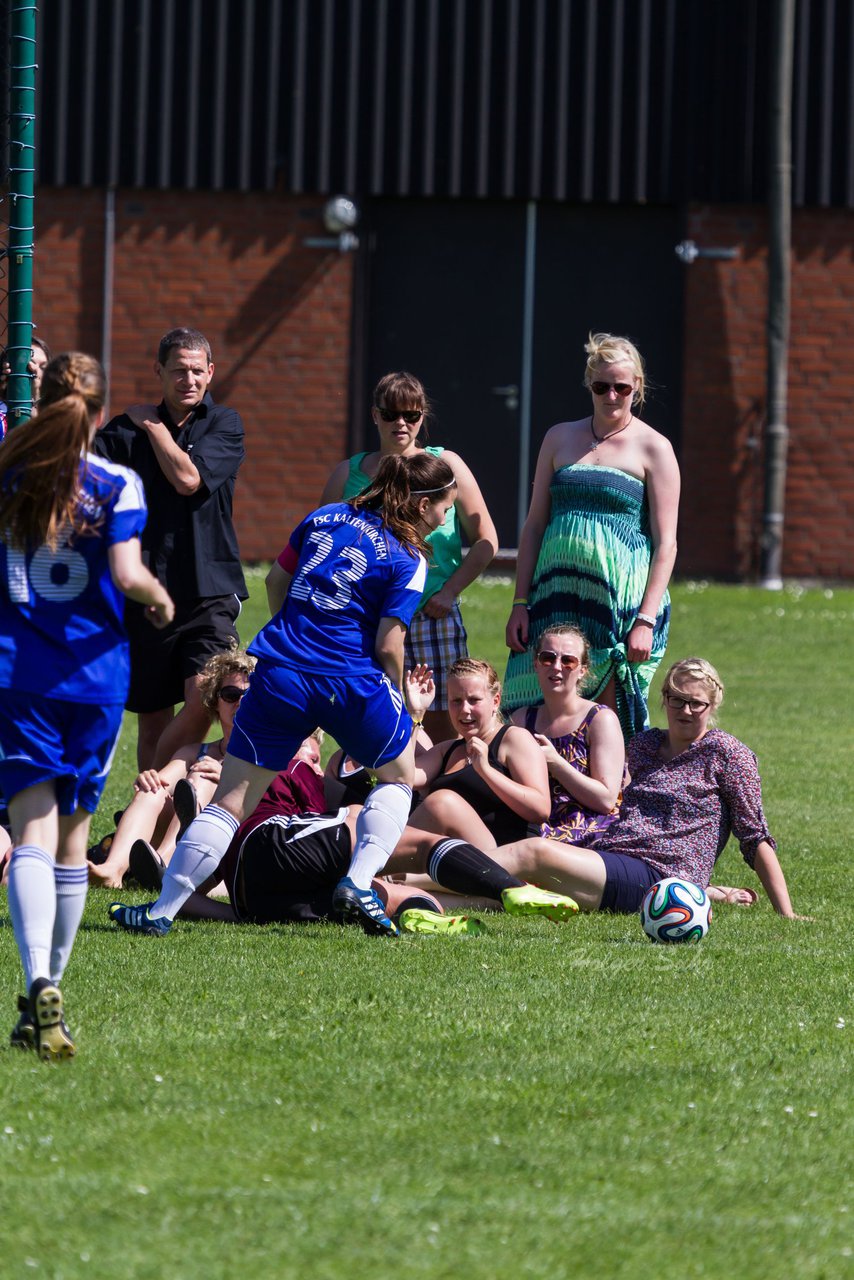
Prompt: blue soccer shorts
<box><xmin>228</xmin><ymin>659</ymin><xmax>411</xmax><ymax>773</ymax></box>
<box><xmin>0</xmin><ymin>689</ymin><xmax>124</xmax><ymax>815</ymax></box>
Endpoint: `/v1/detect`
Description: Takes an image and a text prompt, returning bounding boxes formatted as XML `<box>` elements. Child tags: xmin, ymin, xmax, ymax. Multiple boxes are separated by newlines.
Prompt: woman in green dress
<box><xmin>503</xmin><ymin>334</ymin><xmax>680</xmax><ymax>742</ymax></box>
<box><xmin>321</xmin><ymin>371</ymin><xmax>497</xmax><ymax>743</ymax></box>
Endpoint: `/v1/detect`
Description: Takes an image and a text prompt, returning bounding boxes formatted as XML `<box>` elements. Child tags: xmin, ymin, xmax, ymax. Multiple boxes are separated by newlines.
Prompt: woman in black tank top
<box><xmin>508</xmin><ymin>624</ymin><xmax>626</xmax><ymax>846</ymax></box>
<box><xmin>407</xmin><ymin>657</ymin><xmax>551</xmax><ymax>848</ymax></box>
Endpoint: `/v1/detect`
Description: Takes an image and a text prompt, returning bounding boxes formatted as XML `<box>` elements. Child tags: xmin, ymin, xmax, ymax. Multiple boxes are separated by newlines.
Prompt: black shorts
<box><xmin>125</xmin><ymin>594</ymin><xmax>242</xmax><ymax>713</ymax></box>
<box><xmin>232</xmin><ymin>810</ymin><xmax>352</xmax><ymax>924</ymax></box>
<box><xmin>598</xmin><ymin>851</ymin><xmax>660</xmax><ymax>913</ymax></box>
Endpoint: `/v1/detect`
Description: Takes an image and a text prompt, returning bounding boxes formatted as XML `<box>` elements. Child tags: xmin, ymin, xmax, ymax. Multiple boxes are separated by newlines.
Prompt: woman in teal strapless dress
<box><xmin>504</xmin><ymin>333</ymin><xmax>680</xmax><ymax>742</ymax></box>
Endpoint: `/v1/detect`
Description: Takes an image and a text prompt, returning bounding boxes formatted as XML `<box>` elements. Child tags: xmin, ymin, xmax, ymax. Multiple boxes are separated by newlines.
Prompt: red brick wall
<box><xmin>25</xmin><ymin>190</ymin><xmax>854</xmax><ymax>580</ymax></box>
<box><xmin>34</xmin><ymin>188</ymin><xmax>354</xmax><ymax>561</ymax></box>
<box><xmin>681</xmin><ymin>204</ymin><xmax>854</xmax><ymax>580</ymax></box>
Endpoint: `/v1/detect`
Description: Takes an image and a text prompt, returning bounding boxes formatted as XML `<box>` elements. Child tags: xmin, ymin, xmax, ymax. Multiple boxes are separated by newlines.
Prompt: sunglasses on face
<box><xmin>590</xmin><ymin>381</ymin><xmax>634</xmax><ymax>397</ymax></box>
<box><xmin>664</xmin><ymin>693</ymin><xmax>710</xmax><ymax>713</ymax></box>
<box><xmin>536</xmin><ymin>650</ymin><xmax>581</xmax><ymax>669</ymax></box>
<box><xmin>218</xmin><ymin>685</ymin><xmax>246</xmax><ymax>704</ymax></box>
<box><xmin>376</xmin><ymin>406</ymin><xmax>423</xmax><ymax>424</ymax></box>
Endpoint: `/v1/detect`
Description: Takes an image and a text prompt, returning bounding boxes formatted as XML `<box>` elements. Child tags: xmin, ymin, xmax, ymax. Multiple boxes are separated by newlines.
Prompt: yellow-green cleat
<box><xmin>501</xmin><ymin>884</ymin><xmax>579</xmax><ymax>922</ymax></box>
<box><xmin>398</xmin><ymin>908</ymin><xmax>486</xmax><ymax>937</ymax></box>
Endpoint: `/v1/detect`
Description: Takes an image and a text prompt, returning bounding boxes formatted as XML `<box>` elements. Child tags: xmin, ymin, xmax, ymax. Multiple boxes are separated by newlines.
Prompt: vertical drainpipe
<box><xmin>760</xmin><ymin>0</ymin><xmax>796</xmax><ymax>589</ymax></box>
<box><xmin>517</xmin><ymin>200</ymin><xmax>537</xmax><ymax>542</ymax></box>
<box><xmin>101</xmin><ymin>187</ymin><xmax>116</xmax><ymax>412</ymax></box>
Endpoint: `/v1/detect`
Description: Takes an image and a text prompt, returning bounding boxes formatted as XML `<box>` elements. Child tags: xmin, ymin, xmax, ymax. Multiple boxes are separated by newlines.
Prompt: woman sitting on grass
<box><xmin>508</xmin><ymin>623</ymin><xmax>626</xmax><ymax>845</ymax></box>
<box><xmin>489</xmin><ymin>657</ymin><xmax>807</xmax><ymax>918</ymax></box>
<box><xmin>406</xmin><ymin>657</ymin><xmax>552</xmax><ymax>849</ymax></box>
<box><xmin>87</xmin><ymin>648</ymin><xmax>255</xmax><ymax>889</ymax></box>
<box><xmin>152</xmin><ymin>737</ymin><xmax>576</xmax><ymax>933</ymax></box>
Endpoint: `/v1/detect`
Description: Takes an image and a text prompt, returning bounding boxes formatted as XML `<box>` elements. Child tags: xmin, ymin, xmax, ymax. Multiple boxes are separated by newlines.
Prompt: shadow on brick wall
<box><xmin>218</xmin><ymin>249</ymin><xmax>341</xmax><ymax>402</ymax></box>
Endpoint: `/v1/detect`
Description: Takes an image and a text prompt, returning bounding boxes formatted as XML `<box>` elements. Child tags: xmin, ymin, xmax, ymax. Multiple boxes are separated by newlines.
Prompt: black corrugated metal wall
<box><xmin>30</xmin><ymin>0</ymin><xmax>854</xmax><ymax>207</ymax></box>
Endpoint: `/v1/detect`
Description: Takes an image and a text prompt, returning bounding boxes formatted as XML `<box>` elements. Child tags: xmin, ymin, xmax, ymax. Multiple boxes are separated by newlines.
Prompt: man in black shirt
<box><xmin>94</xmin><ymin>328</ymin><xmax>247</xmax><ymax>770</ymax></box>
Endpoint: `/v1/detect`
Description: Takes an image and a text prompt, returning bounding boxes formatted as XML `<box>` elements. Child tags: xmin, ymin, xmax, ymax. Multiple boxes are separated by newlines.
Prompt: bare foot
<box><xmin>87</xmin><ymin>859</ymin><xmax>127</xmax><ymax>889</ymax></box>
<box><xmin>707</xmin><ymin>884</ymin><xmax>758</xmax><ymax>906</ymax></box>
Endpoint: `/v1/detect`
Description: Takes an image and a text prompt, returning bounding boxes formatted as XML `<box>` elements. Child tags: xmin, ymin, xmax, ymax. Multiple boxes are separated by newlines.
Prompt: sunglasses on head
<box><xmin>376</xmin><ymin>406</ymin><xmax>423</xmax><ymax>424</ymax></box>
<box><xmin>218</xmin><ymin>685</ymin><xmax>246</xmax><ymax>704</ymax></box>
<box><xmin>536</xmin><ymin>650</ymin><xmax>580</xmax><ymax>669</ymax></box>
<box><xmin>590</xmin><ymin>381</ymin><xmax>633</xmax><ymax>397</ymax></box>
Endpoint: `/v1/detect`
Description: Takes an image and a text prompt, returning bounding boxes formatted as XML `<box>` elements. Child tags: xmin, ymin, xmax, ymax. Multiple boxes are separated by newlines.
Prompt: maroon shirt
<box><xmin>217</xmin><ymin>758</ymin><xmax>326</xmax><ymax>891</ymax></box>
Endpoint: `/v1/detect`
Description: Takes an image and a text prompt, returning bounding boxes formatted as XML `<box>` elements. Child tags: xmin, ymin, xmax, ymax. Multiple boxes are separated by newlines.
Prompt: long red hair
<box><xmin>0</xmin><ymin>352</ymin><xmax>106</xmax><ymax>550</ymax></box>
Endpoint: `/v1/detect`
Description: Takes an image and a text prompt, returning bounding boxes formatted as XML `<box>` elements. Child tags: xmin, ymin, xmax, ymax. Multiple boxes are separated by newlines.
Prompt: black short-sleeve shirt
<box><xmin>93</xmin><ymin>392</ymin><xmax>247</xmax><ymax>601</ymax></box>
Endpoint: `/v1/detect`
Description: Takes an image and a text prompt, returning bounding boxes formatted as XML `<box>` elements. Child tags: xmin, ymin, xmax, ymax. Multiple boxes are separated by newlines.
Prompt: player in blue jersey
<box><xmin>0</xmin><ymin>353</ymin><xmax>174</xmax><ymax>1061</ymax></box>
<box><xmin>110</xmin><ymin>451</ymin><xmax>458</xmax><ymax>938</ymax></box>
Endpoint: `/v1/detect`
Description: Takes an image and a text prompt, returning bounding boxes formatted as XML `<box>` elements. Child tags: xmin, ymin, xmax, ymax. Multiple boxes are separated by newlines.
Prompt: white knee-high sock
<box><xmin>51</xmin><ymin>864</ymin><xmax>89</xmax><ymax>984</ymax></box>
<box><xmin>7</xmin><ymin>845</ymin><xmax>56</xmax><ymax>989</ymax></box>
<box><xmin>347</xmin><ymin>783</ymin><xmax>412</xmax><ymax>889</ymax></box>
<box><xmin>152</xmin><ymin>805</ymin><xmax>238</xmax><ymax>920</ymax></box>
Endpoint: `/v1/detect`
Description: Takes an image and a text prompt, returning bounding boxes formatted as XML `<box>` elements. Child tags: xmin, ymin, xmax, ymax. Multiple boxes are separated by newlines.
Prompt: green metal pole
<box><xmin>6</xmin><ymin>0</ymin><xmax>36</xmax><ymax>428</ymax></box>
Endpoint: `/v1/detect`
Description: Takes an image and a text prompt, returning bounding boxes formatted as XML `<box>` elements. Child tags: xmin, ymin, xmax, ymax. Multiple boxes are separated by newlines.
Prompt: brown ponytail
<box><xmin>351</xmin><ymin>452</ymin><xmax>456</xmax><ymax>557</ymax></box>
<box><xmin>0</xmin><ymin>352</ymin><xmax>107</xmax><ymax>550</ymax></box>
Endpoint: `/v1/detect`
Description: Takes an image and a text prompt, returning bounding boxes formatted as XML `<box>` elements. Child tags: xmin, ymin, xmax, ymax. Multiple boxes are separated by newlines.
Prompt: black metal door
<box><xmin>360</xmin><ymin>198</ymin><xmax>527</xmax><ymax>544</ymax></box>
<box><xmin>361</xmin><ymin>198</ymin><xmax>683</xmax><ymax>547</ymax></box>
<box><xmin>531</xmin><ymin>201</ymin><xmax>684</xmax><ymax>464</ymax></box>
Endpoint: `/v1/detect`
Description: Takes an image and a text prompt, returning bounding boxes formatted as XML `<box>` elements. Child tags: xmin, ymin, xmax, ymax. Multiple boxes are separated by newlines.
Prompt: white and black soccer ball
<box><xmin>640</xmin><ymin>877</ymin><xmax>712</xmax><ymax>944</ymax></box>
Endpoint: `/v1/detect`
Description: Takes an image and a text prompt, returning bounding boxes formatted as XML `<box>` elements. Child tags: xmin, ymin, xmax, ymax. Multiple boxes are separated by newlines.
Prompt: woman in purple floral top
<box><xmin>492</xmin><ymin>657</ymin><xmax>804</xmax><ymax>917</ymax></box>
<box><xmin>509</xmin><ymin>625</ymin><xmax>626</xmax><ymax>846</ymax></box>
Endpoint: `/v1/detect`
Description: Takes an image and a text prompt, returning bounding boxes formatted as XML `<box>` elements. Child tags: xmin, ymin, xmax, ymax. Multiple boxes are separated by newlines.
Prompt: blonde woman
<box><xmin>407</xmin><ymin>657</ymin><xmax>551</xmax><ymax>849</ymax></box>
<box><xmin>504</xmin><ymin>332</ymin><xmax>680</xmax><ymax>741</ymax></box>
<box><xmin>490</xmin><ymin>658</ymin><xmax>806</xmax><ymax>918</ymax></box>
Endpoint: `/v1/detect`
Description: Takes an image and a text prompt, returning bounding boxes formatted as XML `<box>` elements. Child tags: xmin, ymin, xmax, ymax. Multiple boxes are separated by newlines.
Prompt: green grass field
<box><xmin>2</xmin><ymin>577</ymin><xmax>853</xmax><ymax>1279</ymax></box>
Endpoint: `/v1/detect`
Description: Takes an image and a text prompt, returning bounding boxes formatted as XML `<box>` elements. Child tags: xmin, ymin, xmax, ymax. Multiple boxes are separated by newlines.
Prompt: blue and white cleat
<box><xmin>109</xmin><ymin>901</ymin><xmax>172</xmax><ymax>937</ymax></box>
<box><xmin>332</xmin><ymin>877</ymin><xmax>399</xmax><ymax>937</ymax></box>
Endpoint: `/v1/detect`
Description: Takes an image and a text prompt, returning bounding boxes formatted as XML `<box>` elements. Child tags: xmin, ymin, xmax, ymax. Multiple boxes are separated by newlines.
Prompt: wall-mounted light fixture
<box><xmin>675</xmin><ymin>239</ymin><xmax>739</xmax><ymax>265</ymax></box>
<box><xmin>304</xmin><ymin>196</ymin><xmax>360</xmax><ymax>252</ymax></box>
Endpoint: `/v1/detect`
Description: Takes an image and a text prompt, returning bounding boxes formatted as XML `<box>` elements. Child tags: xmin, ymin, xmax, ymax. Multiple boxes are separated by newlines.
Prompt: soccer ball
<box><xmin>640</xmin><ymin>877</ymin><xmax>712</xmax><ymax>944</ymax></box>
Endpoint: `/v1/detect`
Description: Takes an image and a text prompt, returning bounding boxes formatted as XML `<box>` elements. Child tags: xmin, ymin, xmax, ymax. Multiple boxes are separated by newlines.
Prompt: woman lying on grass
<box><xmin>488</xmin><ymin>657</ymin><xmax>807</xmax><ymax>918</ymax></box>
<box><xmin>87</xmin><ymin>648</ymin><xmax>255</xmax><ymax>889</ymax></box>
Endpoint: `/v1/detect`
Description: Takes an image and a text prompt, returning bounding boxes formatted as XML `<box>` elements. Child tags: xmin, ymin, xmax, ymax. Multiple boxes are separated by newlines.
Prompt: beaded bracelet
<box><xmin>635</xmin><ymin>611</ymin><xmax>656</xmax><ymax>627</ymax></box>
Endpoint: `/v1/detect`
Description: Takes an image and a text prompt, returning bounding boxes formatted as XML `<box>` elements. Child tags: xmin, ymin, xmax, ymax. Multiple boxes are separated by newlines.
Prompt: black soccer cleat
<box><xmin>10</xmin><ymin>994</ymin><xmax>35</xmax><ymax>1051</ymax></box>
<box><xmin>29</xmin><ymin>978</ymin><xmax>76</xmax><ymax>1063</ymax></box>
